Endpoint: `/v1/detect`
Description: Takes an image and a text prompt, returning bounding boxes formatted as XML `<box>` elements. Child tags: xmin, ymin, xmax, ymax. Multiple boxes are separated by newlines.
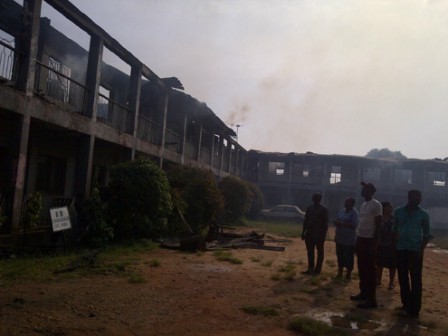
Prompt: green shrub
<box><xmin>244</xmin><ymin>181</ymin><xmax>264</xmax><ymax>220</ymax></box>
<box><xmin>218</xmin><ymin>176</ymin><xmax>250</xmax><ymax>225</ymax></box>
<box><xmin>78</xmin><ymin>187</ymin><xmax>113</xmax><ymax>247</ymax></box>
<box><xmin>24</xmin><ymin>192</ymin><xmax>42</xmax><ymax>227</ymax></box>
<box><xmin>167</xmin><ymin>165</ymin><xmax>224</xmax><ymax>235</ymax></box>
<box><xmin>105</xmin><ymin>159</ymin><xmax>173</xmax><ymax>241</ymax></box>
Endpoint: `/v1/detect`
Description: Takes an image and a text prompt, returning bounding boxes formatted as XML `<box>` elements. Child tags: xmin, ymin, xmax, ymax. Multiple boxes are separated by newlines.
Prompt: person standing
<box><xmin>334</xmin><ymin>197</ymin><xmax>359</xmax><ymax>280</ymax></box>
<box><xmin>376</xmin><ymin>201</ymin><xmax>397</xmax><ymax>290</ymax></box>
<box><xmin>350</xmin><ymin>182</ymin><xmax>382</xmax><ymax>309</ymax></box>
<box><xmin>301</xmin><ymin>193</ymin><xmax>329</xmax><ymax>275</ymax></box>
<box><xmin>393</xmin><ymin>189</ymin><xmax>432</xmax><ymax>319</ymax></box>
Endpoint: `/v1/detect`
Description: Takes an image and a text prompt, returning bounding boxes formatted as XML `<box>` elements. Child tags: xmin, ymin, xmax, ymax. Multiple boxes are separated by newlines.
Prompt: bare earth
<box><xmin>1</xmin><ymin>228</ymin><xmax>448</xmax><ymax>336</ymax></box>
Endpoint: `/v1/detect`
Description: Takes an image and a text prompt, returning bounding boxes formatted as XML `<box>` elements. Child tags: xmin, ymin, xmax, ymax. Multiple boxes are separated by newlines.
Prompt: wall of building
<box><xmin>248</xmin><ymin>150</ymin><xmax>448</xmax><ymax>229</ymax></box>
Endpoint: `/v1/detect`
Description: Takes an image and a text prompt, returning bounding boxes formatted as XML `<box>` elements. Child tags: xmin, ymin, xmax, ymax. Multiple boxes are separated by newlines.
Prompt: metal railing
<box><xmin>34</xmin><ymin>61</ymin><xmax>87</xmax><ymax>114</ymax></box>
<box><xmin>164</xmin><ymin>128</ymin><xmax>181</xmax><ymax>153</ymax></box>
<box><xmin>0</xmin><ymin>40</ymin><xmax>19</xmax><ymax>83</ymax></box>
<box><xmin>137</xmin><ymin>115</ymin><xmax>161</xmax><ymax>145</ymax></box>
<box><xmin>97</xmin><ymin>93</ymin><xmax>133</xmax><ymax>134</ymax></box>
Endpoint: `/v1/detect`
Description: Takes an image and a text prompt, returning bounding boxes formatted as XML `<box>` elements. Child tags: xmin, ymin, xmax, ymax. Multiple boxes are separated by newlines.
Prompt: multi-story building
<box><xmin>0</xmin><ymin>0</ymin><xmax>246</xmax><ymax>237</ymax></box>
<box><xmin>247</xmin><ymin>150</ymin><xmax>448</xmax><ymax>229</ymax></box>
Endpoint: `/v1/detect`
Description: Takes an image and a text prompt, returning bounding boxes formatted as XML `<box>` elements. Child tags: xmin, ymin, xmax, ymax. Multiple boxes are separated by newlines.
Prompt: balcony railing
<box><xmin>0</xmin><ymin>40</ymin><xmax>19</xmax><ymax>83</ymax></box>
<box><xmin>137</xmin><ymin>115</ymin><xmax>161</xmax><ymax>145</ymax></box>
<box><xmin>97</xmin><ymin>94</ymin><xmax>133</xmax><ymax>134</ymax></box>
<box><xmin>164</xmin><ymin>128</ymin><xmax>181</xmax><ymax>153</ymax></box>
<box><xmin>34</xmin><ymin>61</ymin><xmax>87</xmax><ymax>114</ymax></box>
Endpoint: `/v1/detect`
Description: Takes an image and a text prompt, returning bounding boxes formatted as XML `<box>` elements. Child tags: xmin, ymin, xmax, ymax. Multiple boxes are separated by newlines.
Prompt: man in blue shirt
<box><xmin>393</xmin><ymin>189</ymin><xmax>432</xmax><ymax>319</ymax></box>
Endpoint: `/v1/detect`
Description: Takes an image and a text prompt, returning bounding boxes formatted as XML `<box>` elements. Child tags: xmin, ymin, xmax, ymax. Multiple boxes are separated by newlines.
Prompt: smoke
<box><xmin>225</xmin><ymin>101</ymin><xmax>250</xmax><ymax>127</ymax></box>
<box><xmin>67</xmin><ymin>0</ymin><xmax>448</xmax><ymax>159</ymax></box>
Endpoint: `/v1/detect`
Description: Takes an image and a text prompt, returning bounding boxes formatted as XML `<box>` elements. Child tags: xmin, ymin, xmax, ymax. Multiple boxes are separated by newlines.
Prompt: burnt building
<box><xmin>0</xmin><ymin>0</ymin><xmax>246</xmax><ymax>236</ymax></box>
<box><xmin>1</xmin><ymin>0</ymin><xmax>447</xmax><ymax>246</ymax></box>
<box><xmin>247</xmin><ymin>150</ymin><xmax>448</xmax><ymax>229</ymax></box>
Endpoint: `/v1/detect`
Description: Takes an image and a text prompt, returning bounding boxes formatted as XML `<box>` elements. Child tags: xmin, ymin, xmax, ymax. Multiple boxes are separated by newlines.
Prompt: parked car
<box><xmin>260</xmin><ymin>204</ymin><xmax>305</xmax><ymax>222</ymax></box>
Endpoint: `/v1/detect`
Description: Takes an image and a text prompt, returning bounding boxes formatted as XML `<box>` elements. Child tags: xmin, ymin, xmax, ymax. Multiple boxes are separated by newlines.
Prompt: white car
<box><xmin>261</xmin><ymin>205</ymin><xmax>305</xmax><ymax>222</ymax></box>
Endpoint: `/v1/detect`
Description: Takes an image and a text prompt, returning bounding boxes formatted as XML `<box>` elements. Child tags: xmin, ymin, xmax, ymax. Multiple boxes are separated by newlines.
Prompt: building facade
<box><xmin>0</xmin><ymin>0</ymin><xmax>246</xmax><ymax>236</ymax></box>
<box><xmin>247</xmin><ymin>151</ymin><xmax>448</xmax><ymax>229</ymax></box>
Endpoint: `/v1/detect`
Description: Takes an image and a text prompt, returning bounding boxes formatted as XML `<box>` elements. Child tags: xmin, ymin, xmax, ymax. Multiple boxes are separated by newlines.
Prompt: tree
<box><xmin>365</xmin><ymin>148</ymin><xmax>407</xmax><ymax>160</ymax></box>
<box><xmin>105</xmin><ymin>159</ymin><xmax>173</xmax><ymax>241</ymax></box>
<box><xmin>218</xmin><ymin>176</ymin><xmax>250</xmax><ymax>225</ymax></box>
<box><xmin>244</xmin><ymin>181</ymin><xmax>264</xmax><ymax>220</ymax></box>
<box><xmin>167</xmin><ymin>165</ymin><xmax>224</xmax><ymax>236</ymax></box>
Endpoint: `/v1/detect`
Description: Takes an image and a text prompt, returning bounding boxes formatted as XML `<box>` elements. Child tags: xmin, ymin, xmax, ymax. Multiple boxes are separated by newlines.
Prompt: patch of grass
<box><xmin>251</xmin><ymin>256</ymin><xmax>262</xmax><ymax>262</ymax></box>
<box><xmin>288</xmin><ymin>316</ymin><xmax>346</xmax><ymax>336</ymax></box>
<box><xmin>277</xmin><ymin>261</ymin><xmax>296</xmax><ymax>280</ymax></box>
<box><xmin>261</xmin><ymin>260</ymin><xmax>273</xmax><ymax>267</ymax></box>
<box><xmin>128</xmin><ymin>272</ymin><xmax>147</xmax><ymax>283</ymax></box>
<box><xmin>300</xmin><ymin>286</ymin><xmax>317</xmax><ymax>294</ymax></box>
<box><xmin>419</xmin><ymin>319</ymin><xmax>437</xmax><ymax>329</ymax></box>
<box><xmin>325</xmin><ymin>259</ymin><xmax>336</xmax><ymax>268</ymax></box>
<box><xmin>0</xmin><ymin>241</ymin><xmax>160</xmax><ymax>286</ymax></box>
<box><xmin>241</xmin><ymin>305</ymin><xmax>280</xmax><ymax>317</ymax></box>
<box><xmin>308</xmin><ymin>276</ymin><xmax>321</xmax><ymax>286</ymax></box>
<box><xmin>0</xmin><ymin>253</ymin><xmax>79</xmax><ymax>285</ymax></box>
<box><xmin>271</xmin><ymin>273</ymin><xmax>281</xmax><ymax>281</ymax></box>
<box><xmin>213</xmin><ymin>250</ymin><xmax>243</xmax><ymax>264</ymax></box>
<box><xmin>149</xmin><ymin>258</ymin><xmax>161</xmax><ymax>267</ymax></box>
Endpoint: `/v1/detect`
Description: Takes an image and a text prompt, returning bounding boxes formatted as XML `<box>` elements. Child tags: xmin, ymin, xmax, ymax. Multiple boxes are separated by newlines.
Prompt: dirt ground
<box><xmin>1</xmin><ymin>228</ymin><xmax>448</xmax><ymax>336</ymax></box>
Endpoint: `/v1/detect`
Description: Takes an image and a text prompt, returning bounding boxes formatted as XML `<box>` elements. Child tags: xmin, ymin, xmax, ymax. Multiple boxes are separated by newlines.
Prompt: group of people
<box><xmin>300</xmin><ymin>181</ymin><xmax>432</xmax><ymax>319</ymax></box>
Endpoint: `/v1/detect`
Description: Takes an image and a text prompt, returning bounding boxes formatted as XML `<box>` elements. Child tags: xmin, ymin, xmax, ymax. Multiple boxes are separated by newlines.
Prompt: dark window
<box><xmin>35</xmin><ymin>155</ymin><xmax>66</xmax><ymax>194</ymax></box>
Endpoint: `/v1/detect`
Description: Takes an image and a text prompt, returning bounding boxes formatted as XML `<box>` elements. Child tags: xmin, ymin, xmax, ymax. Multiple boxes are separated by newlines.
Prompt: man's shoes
<box><xmin>396</xmin><ymin>309</ymin><xmax>419</xmax><ymax>319</ymax></box>
<box><xmin>301</xmin><ymin>269</ymin><xmax>314</xmax><ymax>275</ymax></box>
<box><xmin>394</xmin><ymin>305</ymin><xmax>407</xmax><ymax>311</ymax></box>
<box><xmin>350</xmin><ymin>293</ymin><xmax>367</xmax><ymax>301</ymax></box>
<box><xmin>357</xmin><ymin>300</ymin><xmax>378</xmax><ymax>309</ymax></box>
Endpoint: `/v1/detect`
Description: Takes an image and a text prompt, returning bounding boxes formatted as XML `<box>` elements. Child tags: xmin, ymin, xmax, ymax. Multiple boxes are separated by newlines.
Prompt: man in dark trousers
<box><xmin>393</xmin><ymin>189</ymin><xmax>432</xmax><ymax>319</ymax></box>
<box><xmin>350</xmin><ymin>182</ymin><xmax>382</xmax><ymax>309</ymax></box>
<box><xmin>301</xmin><ymin>193</ymin><xmax>329</xmax><ymax>275</ymax></box>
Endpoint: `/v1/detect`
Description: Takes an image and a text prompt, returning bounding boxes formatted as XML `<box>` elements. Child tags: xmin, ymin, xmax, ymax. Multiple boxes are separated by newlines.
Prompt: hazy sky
<box><xmin>45</xmin><ymin>0</ymin><xmax>448</xmax><ymax>159</ymax></box>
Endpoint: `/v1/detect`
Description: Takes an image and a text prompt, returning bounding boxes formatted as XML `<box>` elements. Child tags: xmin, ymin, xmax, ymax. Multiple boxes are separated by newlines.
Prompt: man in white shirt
<box><xmin>350</xmin><ymin>181</ymin><xmax>382</xmax><ymax>309</ymax></box>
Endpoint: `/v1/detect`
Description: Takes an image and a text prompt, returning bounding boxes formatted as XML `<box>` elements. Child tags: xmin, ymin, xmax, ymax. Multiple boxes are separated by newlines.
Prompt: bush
<box><xmin>167</xmin><ymin>165</ymin><xmax>224</xmax><ymax>236</ymax></box>
<box><xmin>244</xmin><ymin>181</ymin><xmax>264</xmax><ymax>220</ymax></box>
<box><xmin>218</xmin><ymin>176</ymin><xmax>250</xmax><ymax>225</ymax></box>
<box><xmin>78</xmin><ymin>187</ymin><xmax>113</xmax><ymax>247</ymax></box>
<box><xmin>104</xmin><ymin>159</ymin><xmax>173</xmax><ymax>242</ymax></box>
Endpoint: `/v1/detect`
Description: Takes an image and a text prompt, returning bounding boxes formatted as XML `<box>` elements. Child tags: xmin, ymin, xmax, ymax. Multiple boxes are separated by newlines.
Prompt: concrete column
<box><xmin>228</xmin><ymin>143</ymin><xmax>232</xmax><ymax>174</ymax></box>
<box><xmin>85</xmin><ymin>35</ymin><xmax>103</xmax><ymax>119</ymax></box>
<box><xmin>16</xmin><ymin>0</ymin><xmax>42</xmax><ymax>95</ymax></box>
<box><xmin>128</xmin><ymin>64</ymin><xmax>142</xmax><ymax>160</ymax></box>
<box><xmin>11</xmin><ymin>114</ymin><xmax>31</xmax><ymax>231</ymax></box>
<box><xmin>210</xmin><ymin>134</ymin><xmax>216</xmax><ymax>167</ymax></box>
<box><xmin>180</xmin><ymin>114</ymin><xmax>188</xmax><ymax>164</ymax></box>
<box><xmin>197</xmin><ymin>123</ymin><xmax>203</xmax><ymax>162</ymax></box>
<box><xmin>159</xmin><ymin>94</ymin><xmax>169</xmax><ymax>168</ymax></box>
<box><xmin>218</xmin><ymin>137</ymin><xmax>225</xmax><ymax>179</ymax></box>
<box><xmin>75</xmin><ymin>134</ymin><xmax>95</xmax><ymax>200</ymax></box>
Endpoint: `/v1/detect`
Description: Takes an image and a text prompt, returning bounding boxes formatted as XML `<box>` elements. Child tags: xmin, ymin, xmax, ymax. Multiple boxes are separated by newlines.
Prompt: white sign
<box><xmin>50</xmin><ymin>207</ymin><xmax>72</xmax><ymax>232</ymax></box>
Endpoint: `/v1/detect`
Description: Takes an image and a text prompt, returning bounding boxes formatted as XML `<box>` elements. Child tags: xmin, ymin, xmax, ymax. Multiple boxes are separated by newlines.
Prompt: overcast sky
<box><xmin>44</xmin><ymin>0</ymin><xmax>448</xmax><ymax>159</ymax></box>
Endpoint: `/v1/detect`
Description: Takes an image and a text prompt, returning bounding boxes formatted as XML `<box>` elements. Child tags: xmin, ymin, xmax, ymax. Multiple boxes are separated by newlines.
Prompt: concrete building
<box><xmin>247</xmin><ymin>150</ymin><xmax>448</xmax><ymax>229</ymax></box>
<box><xmin>0</xmin><ymin>0</ymin><xmax>246</xmax><ymax>238</ymax></box>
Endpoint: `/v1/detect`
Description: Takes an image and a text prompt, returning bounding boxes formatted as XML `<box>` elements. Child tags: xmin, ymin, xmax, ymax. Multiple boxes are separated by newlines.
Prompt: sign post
<box><xmin>50</xmin><ymin>207</ymin><xmax>72</xmax><ymax>251</ymax></box>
